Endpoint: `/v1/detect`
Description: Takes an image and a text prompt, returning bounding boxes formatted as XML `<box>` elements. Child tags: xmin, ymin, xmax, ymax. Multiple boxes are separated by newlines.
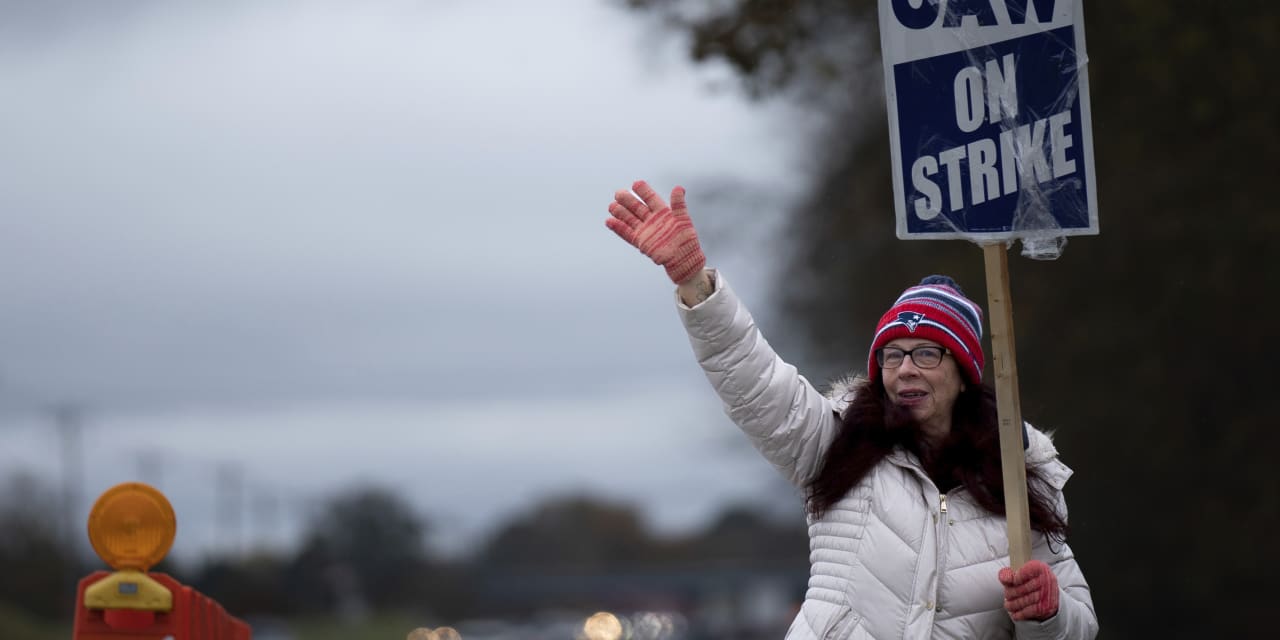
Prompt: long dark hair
<box><xmin>805</xmin><ymin>376</ymin><xmax>1069</xmax><ymax>542</ymax></box>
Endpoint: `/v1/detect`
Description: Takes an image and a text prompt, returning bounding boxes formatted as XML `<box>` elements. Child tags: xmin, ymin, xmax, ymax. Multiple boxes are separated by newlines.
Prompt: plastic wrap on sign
<box><xmin>878</xmin><ymin>0</ymin><xmax>1098</xmax><ymax>259</ymax></box>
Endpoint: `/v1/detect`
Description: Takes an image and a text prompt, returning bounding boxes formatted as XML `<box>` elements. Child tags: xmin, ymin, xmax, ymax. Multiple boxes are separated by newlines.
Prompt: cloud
<box><xmin>0</xmin><ymin>0</ymin><xmax>795</xmax><ymax>411</ymax></box>
<box><xmin>0</xmin><ymin>1</ymin><xmax>809</xmax><ymax>563</ymax></box>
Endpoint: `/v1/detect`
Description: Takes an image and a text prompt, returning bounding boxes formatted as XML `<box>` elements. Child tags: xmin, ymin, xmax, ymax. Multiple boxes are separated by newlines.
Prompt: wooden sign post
<box><xmin>982</xmin><ymin>243</ymin><xmax>1031</xmax><ymax>567</ymax></box>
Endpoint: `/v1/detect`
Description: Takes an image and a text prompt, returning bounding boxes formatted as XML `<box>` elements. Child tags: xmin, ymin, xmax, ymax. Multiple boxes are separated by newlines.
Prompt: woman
<box><xmin>605</xmin><ymin>181</ymin><xmax>1098</xmax><ymax>639</ymax></box>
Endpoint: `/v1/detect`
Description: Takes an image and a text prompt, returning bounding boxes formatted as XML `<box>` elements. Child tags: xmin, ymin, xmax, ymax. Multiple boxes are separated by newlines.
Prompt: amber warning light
<box><xmin>84</xmin><ymin>482</ymin><xmax>177</xmax><ymax>613</ymax></box>
<box><xmin>73</xmin><ymin>482</ymin><xmax>251</xmax><ymax>639</ymax></box>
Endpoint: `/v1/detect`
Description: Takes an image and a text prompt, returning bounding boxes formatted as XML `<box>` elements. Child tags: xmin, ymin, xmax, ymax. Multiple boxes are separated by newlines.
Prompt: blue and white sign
<box><xmin>879</xmin><ymin>0</ymin><xmax>1098</xmax><ymax>240</ymax></box>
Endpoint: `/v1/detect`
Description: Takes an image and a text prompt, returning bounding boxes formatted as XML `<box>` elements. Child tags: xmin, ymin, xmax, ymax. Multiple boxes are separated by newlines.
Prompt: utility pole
<box><xmin>54</xmin><ymin>404</ymin><xmax>84</xmax><ymax>554</ymax></box>
<box><xmin>214</xmin><ymin>462</ymin><xmax>243</xmax><ymax>558</ymax></box>
<box><xmin>53</xmin><ymin>403</ymin><xmax>87</xmax><ymax>599</ymax></box>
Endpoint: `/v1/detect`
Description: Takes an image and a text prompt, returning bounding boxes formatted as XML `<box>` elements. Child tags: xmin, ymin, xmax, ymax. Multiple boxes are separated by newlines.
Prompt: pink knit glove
<box><xmin>999</xmin><ymin>560</ymin><xmax>1060</xmax><ymax>621</ymax></box>
<box><xmin>606</xmin><ymin>180</ymin><xmax>706</xmax><ymax>284</ymax></box>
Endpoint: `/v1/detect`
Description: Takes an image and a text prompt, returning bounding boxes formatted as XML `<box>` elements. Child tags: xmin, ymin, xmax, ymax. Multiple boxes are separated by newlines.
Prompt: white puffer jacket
<box><xmin>678</xmin><ymin>272</ymin><xmax>1097</xmax><ymax>639</ymax></box>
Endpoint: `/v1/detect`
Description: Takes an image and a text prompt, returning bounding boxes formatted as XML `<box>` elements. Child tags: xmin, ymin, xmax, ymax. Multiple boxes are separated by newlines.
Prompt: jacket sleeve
<box><xmin>1014</xmin><ymin>490</ymin><xmax>1099</xmax><ymax>639</ymax></box>
<box><xmin>676</xmin><ymin>270</ymin><xmax>841</xmax><ymax>487</ymax></box>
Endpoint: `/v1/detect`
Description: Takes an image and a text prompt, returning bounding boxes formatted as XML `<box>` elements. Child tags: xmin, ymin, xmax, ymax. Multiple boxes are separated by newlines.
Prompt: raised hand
<box><xmin>606</xmin><ymin>180</ymin><xmax>706</xmax><ymax>285</ymax></box>
<box><xmin>998</xmin><ymin>560</ymin><xmax>1060</xmax><ymax>622</ymax></box>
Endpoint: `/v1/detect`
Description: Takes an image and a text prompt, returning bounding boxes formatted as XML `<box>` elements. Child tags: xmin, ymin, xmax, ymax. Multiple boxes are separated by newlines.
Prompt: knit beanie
<box><xmin>868</xmin><ymin>275</ymin><xmax>985</xmax><ymax>385</ymax></box>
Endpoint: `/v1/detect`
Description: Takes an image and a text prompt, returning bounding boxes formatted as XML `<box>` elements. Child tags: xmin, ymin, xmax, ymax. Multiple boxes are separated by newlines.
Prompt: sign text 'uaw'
<box><xmin>878</xmin><ymin>0</ymin><xmax>1098</xmax><ymax>241</ymax></box>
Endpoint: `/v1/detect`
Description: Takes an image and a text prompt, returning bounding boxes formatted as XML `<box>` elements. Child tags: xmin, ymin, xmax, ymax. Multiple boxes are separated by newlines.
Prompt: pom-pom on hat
<box><xmin>868</xmin><ymin>275</ymin><xmax>985</xmax><ymax>385</ymax></box>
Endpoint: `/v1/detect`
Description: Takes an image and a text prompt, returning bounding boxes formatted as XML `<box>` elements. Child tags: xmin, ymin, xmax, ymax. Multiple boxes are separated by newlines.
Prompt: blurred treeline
<box><xmin>625</xmin><ymin>0</ymin><xmax>1278</xmax><ymax>637</ymax></box>
<box><xmin>0</xmin><ymin>472</ymin><xmax>807</xmax><ymax>637</ymax></box>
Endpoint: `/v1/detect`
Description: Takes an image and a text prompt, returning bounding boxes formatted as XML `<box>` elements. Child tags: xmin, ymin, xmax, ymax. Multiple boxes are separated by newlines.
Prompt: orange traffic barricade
<box><xmin>72</xmin><ymin>482</ymin><xmax>252</xmax><ymax>640</ymax></box>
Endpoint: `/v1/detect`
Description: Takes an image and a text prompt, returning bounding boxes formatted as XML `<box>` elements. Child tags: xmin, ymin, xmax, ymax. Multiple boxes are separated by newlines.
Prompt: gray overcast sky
<box><xmin>0</xmin><ymin>0</ymin><xmax>806</xmax><ymax>559</ymax></box>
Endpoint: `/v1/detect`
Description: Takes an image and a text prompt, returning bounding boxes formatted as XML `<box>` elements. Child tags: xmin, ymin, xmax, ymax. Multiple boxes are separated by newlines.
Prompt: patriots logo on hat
<box><xmin>898</xmin><ymin>311</ymin><xmax>924</xmax><ymax>332</ymax></box>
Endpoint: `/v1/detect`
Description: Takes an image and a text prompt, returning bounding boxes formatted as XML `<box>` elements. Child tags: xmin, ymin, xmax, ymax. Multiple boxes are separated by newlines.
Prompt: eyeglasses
<box><xmin>875</xmin><ymin>345</ymin><xmax>949</xmax><ymax>369</ymax></box>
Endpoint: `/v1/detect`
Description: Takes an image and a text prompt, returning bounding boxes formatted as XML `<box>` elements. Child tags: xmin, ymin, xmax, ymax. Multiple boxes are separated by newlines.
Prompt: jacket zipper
<box><xmin>935</xmin><ymin>493</ymin><xmax>949</xmax><ymax>617</ymax></box>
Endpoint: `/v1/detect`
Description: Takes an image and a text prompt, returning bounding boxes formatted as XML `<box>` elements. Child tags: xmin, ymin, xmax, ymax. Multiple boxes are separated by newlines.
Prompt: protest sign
<box><xmin>880</xmin><ymin>0</ymin><xmax>1097</xmax><ymax>247</ymax></box>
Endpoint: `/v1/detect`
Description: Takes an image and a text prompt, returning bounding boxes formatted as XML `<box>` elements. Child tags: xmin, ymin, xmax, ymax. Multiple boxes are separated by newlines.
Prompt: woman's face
<box><xmin>881</xmin><ymin>337</ymin><xmax>965</xmax><ymax>439</ymax></box>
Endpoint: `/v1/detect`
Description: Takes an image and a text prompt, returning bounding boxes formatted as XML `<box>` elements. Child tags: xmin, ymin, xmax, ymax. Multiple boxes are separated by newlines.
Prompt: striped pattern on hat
<box><xmin>867</xmin><ymin>275</ymin><xmax>985</xmax><ymax>384</ymax></box>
